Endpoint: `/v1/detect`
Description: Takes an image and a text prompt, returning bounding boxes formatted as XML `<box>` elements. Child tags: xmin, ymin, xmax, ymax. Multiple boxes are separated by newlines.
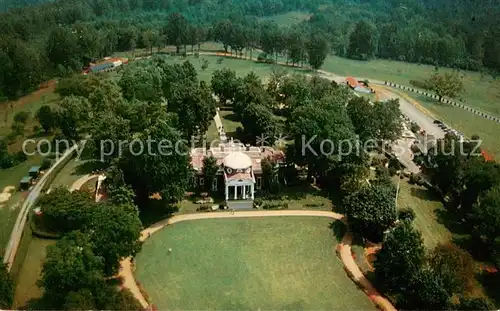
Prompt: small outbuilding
<box><xmin>20</xmin><ymin>176</ymin><xmax>33</xmax><ymax>190</ymax></box>
<box><xmin>29</xmin><ymin>166</ymin><xmax>41</xmax><ymax>178</ymax></box>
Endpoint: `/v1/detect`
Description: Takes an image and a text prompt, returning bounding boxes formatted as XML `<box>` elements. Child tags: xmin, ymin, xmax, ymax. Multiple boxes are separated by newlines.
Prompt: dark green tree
<box><xmin>307</xmin><ymin>34</ymin><xmax>329</xmax><ymax>70</ymax></box>
<box><xmin>374</xmin><ymin>222</ymin><xmax>426</xmax><ymax>296</ymax></box>
<box><xmin>40</xmin><ymin>232</ymin><xmax>105</xmax><ymax>308</ymax></box>
<box><xmin>84</xmin><ymin>204</ymin><xmax>143</xmax><ymax>275</ymax></box>
<box><xmin>119</xmin><ymin>117</ymin><xmax>191</xmax><ymax>202</ymax></box>
<box><xmin>202</xmin><ymin>156</ymin><xmax>219</xmax><ymax>194</ymax></box>
<box><xmin>0</xmin><ymin>259</ymin><xmax>13</xmax><ymax>309</ymax></box>
<box><xmin>36</xmin><ymin>105</ymin><xmax>57</xmax><ymax>132</ymax></box>
<box><xmin>165</xmin><ymin>13</ymin><xmax>189</xmax><ymax>54</ymax></box>
<box><xmin>347</xmin><ymin>20</ymin><xmax>377</xmax><ymax>60</ymax></box>
<box><xmin>211</xmin><ymin>68</ymin><xmax>241</xmax><ymax>105</ymax></box>
<box><xmin>343</xmin><ymin>183</ymin><xmax>397</xmax><ymax>241</ymax></box>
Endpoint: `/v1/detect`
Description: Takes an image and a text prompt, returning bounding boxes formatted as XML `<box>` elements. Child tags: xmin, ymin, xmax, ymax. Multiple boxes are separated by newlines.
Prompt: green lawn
<box><xmin>321</xmin><ymin>55</ymin><xmax>500</xmax><ymax>117</ymax></box>
<box><xmin>395</xmin><ymin>178</ymin><xmax>451</xmax><ymax>249</ymax></box>
<box><xmin>12</xmin><ymin>237</ymin><xmax>55</xmax><ymax>309</ymax></box>
<box><xmin>135</xmin><ymin>217</ymin><xmax>374</xmax><ymax>310</ymax></box>
<box><xmin>49</xmin><ymin>158</ymin><xmax>90</xmax><ymax>189</ymax></box>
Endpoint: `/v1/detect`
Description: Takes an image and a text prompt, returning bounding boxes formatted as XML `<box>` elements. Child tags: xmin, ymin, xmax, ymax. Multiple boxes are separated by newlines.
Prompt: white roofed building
<box><xmin>190</xmin><ymin>140</ymin><xmax>285</xmax><ymax>201</ymax></box>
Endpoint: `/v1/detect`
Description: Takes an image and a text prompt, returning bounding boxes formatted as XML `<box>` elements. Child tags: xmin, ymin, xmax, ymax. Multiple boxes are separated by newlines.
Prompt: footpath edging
<box><xmin>119</xmin><ymin>210</ymin><xmax>396</xmax><ymax>311</ymax></box>
<box><xmin>383</xmin><ymin>81</ymin><xmax>500</xmax><ymax>123</ymax></box>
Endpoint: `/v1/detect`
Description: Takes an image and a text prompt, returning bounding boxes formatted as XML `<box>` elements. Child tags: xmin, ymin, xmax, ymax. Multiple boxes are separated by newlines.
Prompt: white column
<box><xmin>225</xmin><ymin>184</ymin><xmax>228</xmax><ymax>201</ymax></box>
<box><xmin>251</xmin><ymin>184</ymin><xmax>255</xmax><ymax>199</ymax></box>
<box><xmin>243</xmin><ymin>185</ymin><xmax>246</xmax><ymax>199</ymax></box>
<box><xmin>234</xmin><ymin>185</ymin><xmax>237</xmax><ymax>200</ymax></box>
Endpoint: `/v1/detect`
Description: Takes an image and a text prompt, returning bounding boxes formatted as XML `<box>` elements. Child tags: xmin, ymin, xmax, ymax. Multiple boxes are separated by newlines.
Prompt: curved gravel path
<box><xmin>119</xmin><ymin>210</ymin><xmax>396</xmax><ymax>311</ymax></box>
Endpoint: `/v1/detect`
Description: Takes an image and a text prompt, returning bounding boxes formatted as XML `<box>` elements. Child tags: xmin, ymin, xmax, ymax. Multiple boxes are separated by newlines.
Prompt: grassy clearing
<box><xmin>49</xmin><ymin>158</ymin><xmax>90</xmax><ymax>189</ymax></box>
<box><xmin>321</xmin><ymin>55</ymin><xmax>500</xmax><ymax>117</ymax></box>
<box><xmin>0</xmin><ymin>91</ymin><xmax>59</xmax><ymax>137</ymax></box>
<box><xmin>395</xmin><ymin>178</ymin><xmax>451</xmax><ymax>249</ymax></box>
<box><xmin>12</xmin><ymin>237</ymin><xmax>55</xmax><ymax>309</ymax></box>
<box><xmin>261</xmin><ymin>11</ymin><xmax>312</xmax><ymax>26</ymax></box>
<box><xmin>135</xmin><ymin>217</ymin><xmax>374</xmax><ymax>310</ymax></box>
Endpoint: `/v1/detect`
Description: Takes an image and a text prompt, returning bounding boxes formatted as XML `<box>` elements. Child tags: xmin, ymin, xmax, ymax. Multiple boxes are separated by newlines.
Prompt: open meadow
<box><xmin>135</xmin><ymin>217</ymin><xmax>375</xmax><ymax>310</ymax></box>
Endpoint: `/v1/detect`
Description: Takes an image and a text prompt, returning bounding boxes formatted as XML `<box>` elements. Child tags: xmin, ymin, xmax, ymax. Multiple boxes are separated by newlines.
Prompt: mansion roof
<box><xmin>190</xmin><ymin>141</ymin><xmax>285</xmax><ymax>174</ymax></box>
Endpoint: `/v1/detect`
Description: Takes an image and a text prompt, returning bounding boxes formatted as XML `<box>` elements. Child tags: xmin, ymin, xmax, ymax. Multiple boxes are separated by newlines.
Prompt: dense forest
<box><xmin>0</xmin><ymin>0</ymin><xmax>499</xmax><ymax>100</ymax></box>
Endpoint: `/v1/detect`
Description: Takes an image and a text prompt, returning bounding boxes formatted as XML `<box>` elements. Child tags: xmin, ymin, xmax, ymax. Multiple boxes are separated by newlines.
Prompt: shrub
<box><xmin>12</xmin><ymin>151</ymin><xmax>27</xmax><ymax>164</ymax></box>
<box><xmin>388</xmin><ymin>157</ymin><xmax>402</xmax><ymax>170</ymax></box>
<box><xmin>196</xmin><ymin>204</ymin><xmax>212</xmax><ymax>212</ymax></box>
<box><xmin>253</xmin><ymin>198</ymin><xmax>263</xmax><ymax>208</ymax></box>
<box><xmin>41</xmin><ymin>158</ymin><xmax>53</xmax><ymax>170</ymax></box>
<box><xmin>13</xmin><ymin>111</ymin><xmax>30</xmax><ymax>124</ymax></box>
<box><xmin>219</xmin><ymin>201</ymin><xmax>228</xmax><ymax>210</ymax></box>
<box><xmin>10</xmin><ymin>122</ymin><xmax>25</xmax><ymax>136</ymax></box>
<box><xmin>398</xmin><ymin>208</ymin><xmax>416</xmax><ymax>222</ymax></box>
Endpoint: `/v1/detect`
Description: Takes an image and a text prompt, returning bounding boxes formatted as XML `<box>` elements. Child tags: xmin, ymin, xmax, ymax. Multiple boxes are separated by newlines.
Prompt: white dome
<box><xmin>223</xmin><ymin>152</ymin><xmax>252</xmax><ymax>170</ymax></box>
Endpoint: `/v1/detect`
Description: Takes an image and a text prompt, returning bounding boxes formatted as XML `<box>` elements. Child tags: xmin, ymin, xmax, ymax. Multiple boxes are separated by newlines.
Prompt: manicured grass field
<box><xmin>322</xmin><ymin>55</ymin><xmax>500</xmax><ymax>117</ymax></box>
<box><xmin>12</xmin><ymin>236</ymin><xmax>55</xmax><ymax>309</ymax></box>
<box><xmin>135</xmin><ymin>217</ymin><xmax>375</xmax><ymax>310</ymax></box>
<box><xmin>395</xmin><ymin>178</ymin><xmax>451</xmax><ymax>249</ymax></box>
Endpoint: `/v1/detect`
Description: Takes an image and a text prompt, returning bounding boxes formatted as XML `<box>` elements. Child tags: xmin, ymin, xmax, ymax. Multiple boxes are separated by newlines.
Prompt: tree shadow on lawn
<box><xmin>138</xmin><ymin>199</ymin><xmax>179</xmax><ymax>228</ymax></box>
<box><xmin>73</xmin><ymin>160</ymin><xmax>108</xmax><ymax>176</ymax></box>
<box><xmin>410</xmin><ymin>187</ymin><xmax>440</xmax><ymax>202</ymax></box>
<box><xmin>434</xmin><ymin>208</ymin><xmax>470</xmax><ymax>235</ymax></box>
<box><xmin>222</xmin><ymin>112</ymin><xmax>239</xmax><ymax>122</ymax></box>
<box><xmin>329</xmin><ymin>221</ymin><xmax>346</xmax><ymax>242</ymax></box>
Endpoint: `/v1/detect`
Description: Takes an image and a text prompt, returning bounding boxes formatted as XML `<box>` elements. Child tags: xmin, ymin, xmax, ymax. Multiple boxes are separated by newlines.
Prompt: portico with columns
<box><xmin>223</xmin><ymin>152</ymin><xmax>255</xmax><ymax>201</ymax></box>
<box><xmin>190</xmin><ymin>140</ymin><xmax>285</xmax><ymax>204</ymax></box>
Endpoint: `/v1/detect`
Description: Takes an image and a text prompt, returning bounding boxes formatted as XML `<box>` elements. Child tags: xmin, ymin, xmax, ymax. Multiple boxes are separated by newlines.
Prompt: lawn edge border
<box><xmin>121</xmin><ymin>210</ymin><xmax>397</xmax><ymax>311</ymax></box>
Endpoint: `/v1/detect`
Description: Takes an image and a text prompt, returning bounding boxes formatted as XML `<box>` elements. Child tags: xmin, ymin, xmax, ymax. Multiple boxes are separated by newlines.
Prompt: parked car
<box><xmin>433</xmin><ymin>120</ymin><xmax>443</xmax><ymax>124</ymax></box>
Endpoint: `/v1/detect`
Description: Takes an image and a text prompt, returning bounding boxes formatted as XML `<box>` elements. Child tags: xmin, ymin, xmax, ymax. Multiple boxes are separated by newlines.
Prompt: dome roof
<box><xmin>223</xmin><ymin>152</ymin><xmax>252</xmax><ymax>170</ymax></box>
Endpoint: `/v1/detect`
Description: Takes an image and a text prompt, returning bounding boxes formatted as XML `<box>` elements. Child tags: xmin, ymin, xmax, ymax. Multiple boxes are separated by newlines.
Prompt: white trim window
<box><xmin>256</xmin><ymin>177</ymin><xmax>262</xmax><ymax>189</ymax></box>
<box><xmin>212</xmin><ymin>178</ymin><xmax>217</xmax><ymax>191</ymax></box>
<box><xmin>199</xmin><ymin>177</ymin><xmax>205</xmax><ymax>186</ymax></box>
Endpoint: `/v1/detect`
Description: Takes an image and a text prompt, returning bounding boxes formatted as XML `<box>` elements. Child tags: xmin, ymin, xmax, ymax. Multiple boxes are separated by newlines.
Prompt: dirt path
<box><xmin>119</xmin><ymin>210</ymin><xmax>396</xmax><ymax>311</ymax></box>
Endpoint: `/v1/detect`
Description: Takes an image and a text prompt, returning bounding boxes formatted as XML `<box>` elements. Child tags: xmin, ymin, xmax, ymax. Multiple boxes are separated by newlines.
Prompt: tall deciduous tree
<box><xmin>168</xmin><ymin>81</ymin><xmax>216</xmax><ymax>139</ymax></box>
<box><xmin>211</xmin><ymin>68</ymin><xmax>241</xmax><ymax>105</ymax></box>
<box><xmin>307</xmin><ymin>34</ymin><xmax>329</xmax><ymax>70</ymax></box>
<box><xmin>347</xmin><ymin>96</ymin><xmax>376</xmax><ymax>142</ymax></box>
<box><xmin>374</xmin><ymin>222</ymin><xmax>426</xmax><ymax>296</ymax></box>
<box><xmin>428</xmin><ymin>243</ymin><xmax>476</xmax><ymax>295</ymax></box>
<box><xmin>403</xmin><ymin>267</ymin><xmax>451</xmax><ymax>310</ymax></box>
<box><xmin>165</xmin><ymin>13</ymin><xmax>189</xmax><ymax>54</ymax></box>
<box><xmin>202</xmin><ymin>156</ymin><xmax>219</xmax><ymax>193</ymax></box>
<box><xmin>347</xmin><ymin>20</ymin><xmax>377</xmax><ymax>60</ymax></box>
<box><xmin>40</xmin><ymin>231</ymin><xmax>105</xmax><ymax>308</ymax></box>
<box><xmin>84</xmin><ymin>204</ymin><xmax>143</xmax><ymax>275</ymax></box>
<box><xmin>119</xmin><ymin>65</ymin><xmax>164</xmax><ymax>102</ymax></box>
<box><xmin>120</xmin><ymin>117</ymin><xmax>191</xmax><ymax>202</ymax></box>
<box><xmin>343</xmin><ymin>183</ymin><xmax>397</xmax><ymax>241</ymax></box>
<box><xmin>36</xmin><ymin>105</ymin><xmax>56</xmax><ymax>133</ymax></box>
<box><xmin>373</xmin><ymin>99</ymin><xmax>402</xmax><ymax>141</ymax></box>
<box><xmin>424</xmin><ymin>72</ymin><xmax>465</xmax><ymax>101</ymax></box>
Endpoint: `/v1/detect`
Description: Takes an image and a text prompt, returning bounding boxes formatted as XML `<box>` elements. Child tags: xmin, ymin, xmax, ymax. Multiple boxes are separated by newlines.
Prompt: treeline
<box><xmin>1</xmin><ymin>0</ymin><xmax>499</xmax><ymax>100</ymax></box>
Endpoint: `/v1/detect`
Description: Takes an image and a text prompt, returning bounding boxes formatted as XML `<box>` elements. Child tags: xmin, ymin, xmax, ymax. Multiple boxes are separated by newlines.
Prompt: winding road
<box><xmin>118</xmin><ymin>210</ymin><xmax>396</xmax><ymax>311</ymax></box>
